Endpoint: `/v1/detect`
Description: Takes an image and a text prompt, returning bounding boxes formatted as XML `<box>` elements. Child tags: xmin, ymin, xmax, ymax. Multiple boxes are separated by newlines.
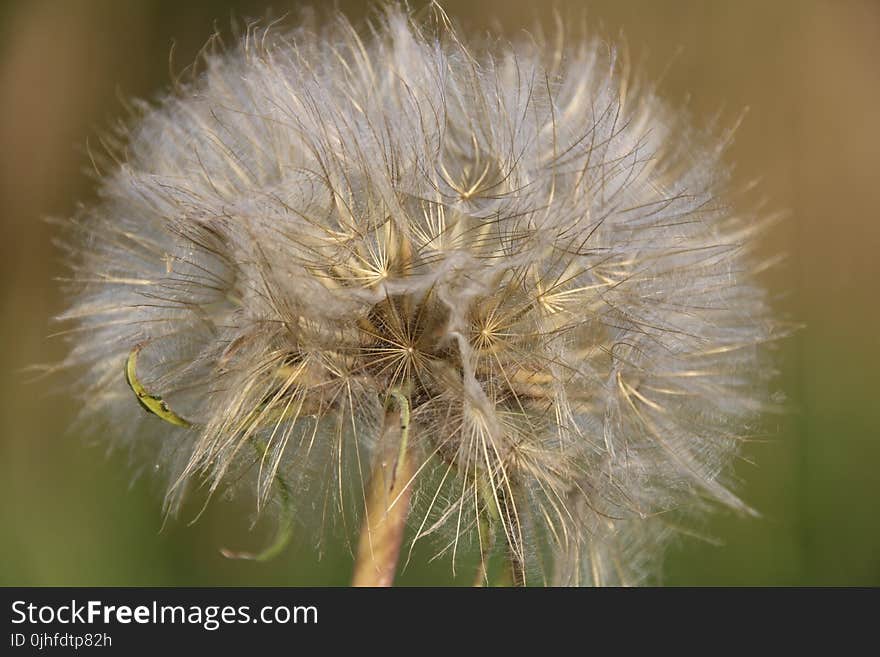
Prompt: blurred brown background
<box><xmin>1</xmin><ymin>0</ymin><xmax>877</xmax><ymax>585</ymax></box>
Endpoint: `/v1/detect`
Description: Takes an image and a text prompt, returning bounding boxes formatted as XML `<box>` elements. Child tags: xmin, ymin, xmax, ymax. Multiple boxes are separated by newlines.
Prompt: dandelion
<box><xmin>58</xmin><ymin>4</ymin><xmax>778</xmax><ymax>586</ymax></box>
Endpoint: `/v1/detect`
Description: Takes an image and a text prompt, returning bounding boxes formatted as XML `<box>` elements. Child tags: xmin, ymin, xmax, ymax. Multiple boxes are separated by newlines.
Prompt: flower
<box><xmin>59</xmin><ymin>4</ymin><xmax>778</xmax><ymax>585</ymax></box>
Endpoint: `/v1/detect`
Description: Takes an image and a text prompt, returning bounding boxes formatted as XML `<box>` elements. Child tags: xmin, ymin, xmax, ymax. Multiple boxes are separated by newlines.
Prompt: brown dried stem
<box><xmin>351</xmin><ymin>392</ymin><xmax>414</xmax><ymax>587</ymax></box>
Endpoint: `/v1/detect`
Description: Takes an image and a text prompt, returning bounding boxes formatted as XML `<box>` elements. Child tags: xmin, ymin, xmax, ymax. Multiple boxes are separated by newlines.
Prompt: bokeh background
<box><xmin>1</xmin><ymin>0</ymin><xmax>877</xmax><ymax>586</ymax></box>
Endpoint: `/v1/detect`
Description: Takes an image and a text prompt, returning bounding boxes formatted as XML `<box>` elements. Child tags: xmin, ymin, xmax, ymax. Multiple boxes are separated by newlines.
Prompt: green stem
<box><xmin>475</xmin><ymin>474</ymin><xmax>525</xmax><ymax>587</ymax></box>
<box><xmin>220</xmin><ymin>439</ymin><xmax>294</xmax><ymax>561</ymax></box>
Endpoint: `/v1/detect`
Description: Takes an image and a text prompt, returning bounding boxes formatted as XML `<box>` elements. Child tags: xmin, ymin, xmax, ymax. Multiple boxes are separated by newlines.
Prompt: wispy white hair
<box><xmin>59</xmin><ymin>4</ymin><xmax>779</xmax><ymax>585</ymax></box>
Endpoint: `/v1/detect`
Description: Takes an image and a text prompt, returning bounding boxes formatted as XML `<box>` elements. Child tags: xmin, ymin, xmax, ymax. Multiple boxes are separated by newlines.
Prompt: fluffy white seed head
<box><xmin>59</xmin><ymin>5</ymin><xmax>778</xmax><ymax>585</ymax></box>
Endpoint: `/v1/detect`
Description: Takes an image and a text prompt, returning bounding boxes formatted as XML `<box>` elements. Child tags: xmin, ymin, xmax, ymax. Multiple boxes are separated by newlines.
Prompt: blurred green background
<box><xmin>1</xmin><ymin>0</ymin><xmax>877</xmax><ymax>586</ymax></box>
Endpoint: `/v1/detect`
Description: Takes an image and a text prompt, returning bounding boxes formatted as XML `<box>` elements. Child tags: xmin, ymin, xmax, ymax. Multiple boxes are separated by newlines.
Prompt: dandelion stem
<box><xmin>474</xmin><ymin>476</ymin><xmax>526</xmax><ymax>587</ymax></box>
<box><xmin>351</xmin><ymin>390</ymin><xmax>414</xmax><ymax>587</ymax></box>
<box><xmin>472</xmin><ymin>513</ymin><xmax>494</xmax><ymax>587</ymax></box>
<box><xmin>506</xmin><ymin>541</ymin><xmax>526</xmax><ymax>587</ymax></box>
<box><xmin>473</xmin><ymin>475</ymin><xmax>500</xmax><ymax>586</ymax></box>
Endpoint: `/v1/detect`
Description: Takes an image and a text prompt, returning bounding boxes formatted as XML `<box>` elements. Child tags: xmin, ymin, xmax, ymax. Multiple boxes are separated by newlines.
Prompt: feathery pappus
<box><xmin>57</xmin><ymin>3</ymin><xmax>781</xmax><ymax>585</ymax></box>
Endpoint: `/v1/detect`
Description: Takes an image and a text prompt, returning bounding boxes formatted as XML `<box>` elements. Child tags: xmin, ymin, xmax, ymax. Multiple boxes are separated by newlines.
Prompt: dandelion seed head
<box><xmin>59</xmin><ymin>4</ymin><xmax>779</xmax><ymax>585</ymax></box>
